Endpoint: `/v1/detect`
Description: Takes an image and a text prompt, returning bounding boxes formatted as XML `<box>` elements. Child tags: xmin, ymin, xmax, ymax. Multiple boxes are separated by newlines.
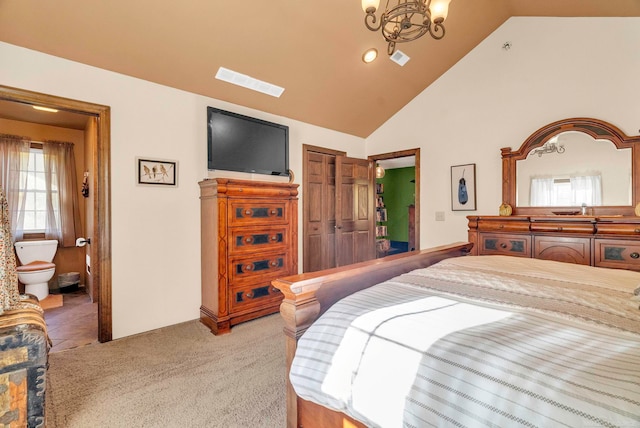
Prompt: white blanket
<box><xmin>290</xmin><ymin>256</ymin><xmax>640</xmax><ymax>427</ymax></box>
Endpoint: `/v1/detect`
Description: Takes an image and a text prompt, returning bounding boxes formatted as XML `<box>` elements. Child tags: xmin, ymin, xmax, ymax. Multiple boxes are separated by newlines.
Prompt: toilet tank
<box><xmin>14</xmin><ymin>240</ymin><xmax>59</xmax><ymax>265</ymax></box>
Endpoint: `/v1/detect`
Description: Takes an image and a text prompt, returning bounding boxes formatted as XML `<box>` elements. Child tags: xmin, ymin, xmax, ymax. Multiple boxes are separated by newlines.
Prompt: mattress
<box><xmin>290</xmin><ymin>256</ymin><xmax>640</xmax><ymax>427</ymax></box>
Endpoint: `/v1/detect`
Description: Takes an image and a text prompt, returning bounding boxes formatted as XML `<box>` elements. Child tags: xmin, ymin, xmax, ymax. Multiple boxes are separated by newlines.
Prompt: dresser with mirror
<box><xmin>468</xmin><ymin>117</ymin><xmax>640</xmax><ymax>271</ymax></box>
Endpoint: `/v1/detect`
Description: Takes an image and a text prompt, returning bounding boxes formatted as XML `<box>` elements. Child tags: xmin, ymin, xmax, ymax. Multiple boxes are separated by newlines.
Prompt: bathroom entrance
<box><xmin>0</xmin><ymin>84</ymin><xmax>112</xmax><ymax>344</ymax></box>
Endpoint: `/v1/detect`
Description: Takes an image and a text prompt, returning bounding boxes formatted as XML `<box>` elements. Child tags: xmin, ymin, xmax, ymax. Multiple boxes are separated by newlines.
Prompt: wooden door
<box><xmin>335</xmin><ymin>156</ymin><xmax>375</xmax><ymax>266</ymax></box>
<box><xmin>303</xmin><ymin>147</ymin><xmax>376</xmax><ymax>272</ymax></box>
<box><xmin>304</xmin><ymin>151</ymin><xmax>337</xmax><ymax>272</ymax></box>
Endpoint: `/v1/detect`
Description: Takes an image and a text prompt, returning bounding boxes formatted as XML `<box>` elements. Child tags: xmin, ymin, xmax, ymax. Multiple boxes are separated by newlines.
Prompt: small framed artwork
<box><xmin>451</xmin><ymin>163</ymin><xmax>476</xmax><ymax>211</ymax></box>
<box><xmin>136</xmin><ymin>158</ymin><xmax>178</xmax><ymax>186</ymax></box>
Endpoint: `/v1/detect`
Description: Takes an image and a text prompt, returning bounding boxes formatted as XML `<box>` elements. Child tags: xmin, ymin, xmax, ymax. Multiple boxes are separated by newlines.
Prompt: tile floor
<box><xmin>44</xmin><ymin>289</ymin><xmax>98</xmax><ymax>353</ymax></box>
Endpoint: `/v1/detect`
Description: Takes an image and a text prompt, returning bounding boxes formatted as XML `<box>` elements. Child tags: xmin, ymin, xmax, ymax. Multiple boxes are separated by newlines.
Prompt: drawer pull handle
<box><xmin>498</xmin><ymin>225</ymin><xmax>504</xmax><ymax>229</ymax></box>
<box><xmin>631</xmin><ymin>252</ymin><xmax>640</xmax><ymax>259</ymax></box>
<box><xmin>244</xmin><ymin>264</ymin><xmax>254</xmax><ymax>271</ymax></box>
<box><xmin>245</xmin><ymin>292</ymin><xmax>254</xmax><ymax>299</ymax></box>
<box><xmin>272</xmin><ymin>287</ymin><xmax>281</xmax><ymax>293</ymax></box>
<box><xmin>500</xmin><ymin>243</ymin><xmax>507</xmax><ymax>249</ymax></box>
<box><xmin>635</xmin><ymin>229</ymin><xmax>640</xmax><ymax>233</ymax></box>
<box><xmin>556</xmin><ymin>227</ymin><xmax>563</xmax><ymax>231</ymax></box>
<box><xmin>245</xmin><ymin>209</ymin><xmax>252</xmax><ymax>216</ymax></box>
<box><xmin>271</xmin><ymin>235</ymin><xmax>278</xmax><ymax>241</ymax></box>
<box><xmin>270</xmin><ymin>209</ymin><xmax>277</xmax><ymax>215</ymax></box>
<box><xmin>270</xmin><ymin>260</ymin><xmax>278</xmax><ymax>267</ymax></box>
<box><xmin>245</xmin><ymin>237</ymin><xmax>252</xmax><ymax>243</ymax></box>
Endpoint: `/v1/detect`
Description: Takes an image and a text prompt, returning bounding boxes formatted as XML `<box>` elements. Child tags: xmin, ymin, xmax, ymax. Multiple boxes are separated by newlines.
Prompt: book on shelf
<box><xmin>376</xmin><ymin>208</ymin><xmax>387</xmax><ymax>222</ymax></box>
<box><xmin>376</xmin><ymin>238</ymin><xmax>390</xmax><ymax>252</ymax></box>
<box><xmin>376</xmin><ymin>225</ymin><xmax>387</xmax><ymax>237</ymax></box>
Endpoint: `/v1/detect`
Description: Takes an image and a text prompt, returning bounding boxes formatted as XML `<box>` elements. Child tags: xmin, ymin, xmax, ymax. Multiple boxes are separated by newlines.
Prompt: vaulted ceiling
<box><xmin>1</xmin><ymin>0</ymin><xmax>639</xmax><ymax>137</ymax></box>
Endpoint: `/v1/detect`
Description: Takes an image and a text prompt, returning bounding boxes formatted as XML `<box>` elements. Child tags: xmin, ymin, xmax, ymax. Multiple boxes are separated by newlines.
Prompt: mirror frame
<box><xmin>502</xmin><ymin>118</ymin><xmax>640</xmax><ymax>216</ymax></box>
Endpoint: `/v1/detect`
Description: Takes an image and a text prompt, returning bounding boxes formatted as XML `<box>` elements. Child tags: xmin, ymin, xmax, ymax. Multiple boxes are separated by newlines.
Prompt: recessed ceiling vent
<box><xmin>215</xmin><ymin>67</ymin><xmax>285</xmax><ymax>98</ymax></box>
<box><xmin>390</xmin><ymin>50</ymin><xmax>410</xmax><ymax>66</ymax></box>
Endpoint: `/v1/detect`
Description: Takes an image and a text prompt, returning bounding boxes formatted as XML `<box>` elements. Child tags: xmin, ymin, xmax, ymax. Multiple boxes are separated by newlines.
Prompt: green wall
<box><xmin>377</xmin><ymin>166</ymin><xmax>415</xmax><ymax>242</ymax></box>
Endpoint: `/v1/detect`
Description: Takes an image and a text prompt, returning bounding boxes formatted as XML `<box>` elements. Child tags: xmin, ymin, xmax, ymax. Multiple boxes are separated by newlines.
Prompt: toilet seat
<box><xmin>17</xmin><ymin>261</ymin><xmax>56</xmax><ymax>272</ymax></box>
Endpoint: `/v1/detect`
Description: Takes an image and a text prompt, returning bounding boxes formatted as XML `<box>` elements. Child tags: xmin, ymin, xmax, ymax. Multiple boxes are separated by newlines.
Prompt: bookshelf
<box><xmin>375</xmin><ymin>183</ymin><xmax>390</xmax><ymax>257</ymax></box>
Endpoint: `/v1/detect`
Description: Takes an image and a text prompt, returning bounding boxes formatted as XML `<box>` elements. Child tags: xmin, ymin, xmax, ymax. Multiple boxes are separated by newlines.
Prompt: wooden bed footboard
<box><xmin>271</xmin><ymin>242</ymin><xmax>474</xmax><ymax>428</ymax></box>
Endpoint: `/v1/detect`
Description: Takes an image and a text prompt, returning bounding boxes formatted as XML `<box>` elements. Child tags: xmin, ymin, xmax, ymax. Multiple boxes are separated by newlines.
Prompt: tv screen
<box><xmin>207</xmin><ymin>107</ymin><xmax>289</xmax><ymax>176</ymax></box>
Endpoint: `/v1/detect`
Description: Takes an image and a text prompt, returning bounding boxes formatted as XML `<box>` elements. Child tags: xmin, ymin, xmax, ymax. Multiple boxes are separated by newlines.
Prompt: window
<box><xmin>19</xmin><ymin>147</ymin><xmax>59</xmax><ymax>233</ymax></box>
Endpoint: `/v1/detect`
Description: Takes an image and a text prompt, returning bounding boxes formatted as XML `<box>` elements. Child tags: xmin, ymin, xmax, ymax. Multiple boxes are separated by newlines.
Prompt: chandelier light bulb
<box><xmin>362</xmin><ymin>0</ymin><xmax>380</xmax><ymax>13</ymax></box>
<box><xmin>430</xmin><ymin>0</ymin><xmax>451</xmax><ymax>23</ymax></box>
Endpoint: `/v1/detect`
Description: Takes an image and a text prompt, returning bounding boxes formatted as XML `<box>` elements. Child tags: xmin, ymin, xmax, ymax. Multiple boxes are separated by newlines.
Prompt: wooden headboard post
<box><xmin>272</xmin><ymin>242</ymin><xmax>474</xmax><ymax>428</ymax></box>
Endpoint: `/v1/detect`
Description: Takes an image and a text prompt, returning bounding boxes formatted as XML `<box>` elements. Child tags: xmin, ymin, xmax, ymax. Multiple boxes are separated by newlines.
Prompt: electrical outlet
<box><xmin>435</xmin><ymin>211</ymin><xmax>445</xmax><ymax>221</ymax></box>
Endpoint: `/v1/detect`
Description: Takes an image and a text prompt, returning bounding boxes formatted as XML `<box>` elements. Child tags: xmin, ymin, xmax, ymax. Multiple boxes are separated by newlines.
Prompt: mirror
<box><xmin>501</xmin><ymin>118</ymin><xmax>640</xmax><ymax>216</ymax></box>
<box><xmin>516</xmin><ymin>132</ymin><xmax>632</xmax><ymax>207</ymax></box>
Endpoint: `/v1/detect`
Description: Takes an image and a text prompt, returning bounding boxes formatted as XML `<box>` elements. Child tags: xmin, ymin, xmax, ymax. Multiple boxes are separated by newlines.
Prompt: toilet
<box><xmin>14</xmin><ymin>240</ymin><xmax>58</xmax><ymax>301</ymax></box>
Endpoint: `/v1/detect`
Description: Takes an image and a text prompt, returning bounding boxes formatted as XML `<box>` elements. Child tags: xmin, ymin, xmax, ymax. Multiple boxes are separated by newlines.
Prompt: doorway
<box><xmin>0</xmin><ymin>85</ymin><xmax>112</xmax><ymax>343</ymax></box>
<box><xmin>369</xmin><ymin>149</ymin><xmax>420</xmax><ymax>256</ymax></box>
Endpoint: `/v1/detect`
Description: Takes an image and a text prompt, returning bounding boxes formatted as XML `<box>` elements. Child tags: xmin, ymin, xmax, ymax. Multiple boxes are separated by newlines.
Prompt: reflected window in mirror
<box><xmin>516</xmin><ymin>131</ymin><xmax>631</xmax><ymax>208</ymax></box>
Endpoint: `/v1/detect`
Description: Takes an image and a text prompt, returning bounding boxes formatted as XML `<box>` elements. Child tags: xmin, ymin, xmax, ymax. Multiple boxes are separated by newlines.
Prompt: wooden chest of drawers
<box><xmin>199</xmin><ymin>178</ymin><xmax>298</xmax><ymax>335</ymax></box>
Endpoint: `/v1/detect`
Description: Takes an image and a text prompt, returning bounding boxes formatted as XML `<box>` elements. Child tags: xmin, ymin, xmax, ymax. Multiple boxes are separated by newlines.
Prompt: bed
<box><xmin>272</xmin><ymin>242</ymin><xmax>640</xmax><ymax>428</ymax></box>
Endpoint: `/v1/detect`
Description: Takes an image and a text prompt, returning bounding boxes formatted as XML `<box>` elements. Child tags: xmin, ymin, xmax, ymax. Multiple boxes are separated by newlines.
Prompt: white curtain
<box><xmin>530</xmin><ymin>177</ymin><xmax>555</xmax><ymax>206</ymax></box>
<box><xmin>43</xmin><ymin>141</ymin><xmax>82</xmax><ymax>247</ymax></box>
<box><xmin>0</xmin><ymin>134</ymin><xmax>31</xmax><ymax>241</ymax></box>
<box><xmin>570</xmin><ymin>175</ymin><xmax>602</xmax><ymax>206</ymax></box>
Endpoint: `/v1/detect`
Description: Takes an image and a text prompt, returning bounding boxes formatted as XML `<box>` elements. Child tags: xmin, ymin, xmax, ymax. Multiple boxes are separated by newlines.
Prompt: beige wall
<box><xmin>0</xmin><ymin>41</ymin><xmax>365</xmax><ymax>339</ymax></box>
<box><xmin>0</xmin><ymin>118</ymin><xmax>86</xmax><ymax>290</ymax></box>
<box><xmin>366</xmin><ymin>17</ymin><xmax>640</xmax><ymax>248</ymax></box>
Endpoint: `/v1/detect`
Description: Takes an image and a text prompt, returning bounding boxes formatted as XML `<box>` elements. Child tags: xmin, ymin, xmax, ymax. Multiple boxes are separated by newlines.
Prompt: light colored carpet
<box><xmin>45</xmin><ymin>314</ymin><xmax>286</xmax><ymax>427</ymax></box>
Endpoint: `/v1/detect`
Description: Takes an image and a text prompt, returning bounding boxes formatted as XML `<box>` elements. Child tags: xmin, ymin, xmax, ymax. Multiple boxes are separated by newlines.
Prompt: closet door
<box><xmin>303</xmin><ymin>148</ymin><xmax>376</xmax><ymax>272</ymax></box>
<box><xmin>335</xmin><ymin>156</ymin><xmax>375</xmax><ymax>267</ymax></box>
<box><xmin>304</xmin><ymin>151</ymin><xmax>336</xmax><ymax>272</ymax></box>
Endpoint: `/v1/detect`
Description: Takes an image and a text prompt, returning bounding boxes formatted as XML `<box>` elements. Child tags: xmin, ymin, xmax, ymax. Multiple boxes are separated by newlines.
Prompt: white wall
<box><xmin>0</xmin><ymin>41</ymin><xmax>365</xmax><ymax>339</ymax></box>
<box><xmin>366</xmin><ymin>17</ymin><xmax>640</xmax><ymax>248</ymax></box>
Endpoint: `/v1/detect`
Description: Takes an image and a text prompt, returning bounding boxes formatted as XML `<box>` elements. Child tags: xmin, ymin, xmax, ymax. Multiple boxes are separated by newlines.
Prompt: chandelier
<box><xmin>361</xmin><ymin>0</ymin><xmax>452</xmax><ymax>55</ymax></box>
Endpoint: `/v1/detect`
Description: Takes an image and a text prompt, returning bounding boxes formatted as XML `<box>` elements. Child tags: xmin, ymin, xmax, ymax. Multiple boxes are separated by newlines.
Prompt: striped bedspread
<box><xmin>290</xmin><ymin>256</ymin><xmax>640</xmax><ymax>428</ymax></box>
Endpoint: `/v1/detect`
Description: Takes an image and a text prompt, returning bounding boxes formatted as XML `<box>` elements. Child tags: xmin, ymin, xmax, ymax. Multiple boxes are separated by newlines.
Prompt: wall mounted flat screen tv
<box><xmin>207</xmin><ymin>107</ymin><xmax>289</xmax><ymax>176</ymax></box>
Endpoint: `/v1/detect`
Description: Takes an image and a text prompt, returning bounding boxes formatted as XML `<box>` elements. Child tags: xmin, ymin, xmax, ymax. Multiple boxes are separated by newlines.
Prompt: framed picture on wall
<box><xmin>451</xmin><ymin>163</ymin><xmax>476</xmax><ymax>211</ymax></box>
<box><xmin>136</xmin><ymin>157</ymin><xmax>178</xmax><ymax>186</ymax></box>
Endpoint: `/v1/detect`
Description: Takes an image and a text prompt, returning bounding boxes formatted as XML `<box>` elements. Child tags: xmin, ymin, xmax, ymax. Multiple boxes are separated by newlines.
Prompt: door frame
<box><xmin>368</xmin><ymin>148</ymin><xmax>420</xmax><ymax>251</ymax></box>
<box><xmin>0</xmin><ymin>84</ymin><xmax>113</xmax><ymax>342</ymax></box>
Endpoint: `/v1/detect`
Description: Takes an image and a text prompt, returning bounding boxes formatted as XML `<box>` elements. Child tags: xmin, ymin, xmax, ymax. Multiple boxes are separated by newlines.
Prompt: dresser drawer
<box><xmin>228</xmin><ymin>199</ymin><xmax>290</xmax><ymax>226</ymax></box>
<box><xmin>230</xmin><ymin>282</ymin><xmax>283</xmax><ymax>314</ymax></box>
<box><xmin>594</xmin><ymin>239</ymin><xmax>640</xmax><ymax>271</ymax></box>
<box><xmin>477</xmin><ymin>219</ymin><xmax>529</xmax><ymax>233</ymax></box>
<box><xmin>534</xmin><ymin>236</ymin><xmax>591</xmax><ymax>265</ymax></box>
<box><xmin>228</xmin><ymin>226</ymin><xmax>289</xmax><ymax>255</ymax></box>
<box><xmin>228</xmin><ymin>253</ymin><xmax>290</xmax><ymax>285</ymax></box>
<box><xmin>530</xmin><ymin>221</ymin><xmax>594</xmax><ymax>234</ymax></box>
<box><xmin>478</xmin><ymin>233</ymin><xmax>531</xmax><ymax>257</ymax></box>
<box><xmin>596</xmin><ymin>222</ymin><xmax>640</xmax><ymax>236</ymax></box>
